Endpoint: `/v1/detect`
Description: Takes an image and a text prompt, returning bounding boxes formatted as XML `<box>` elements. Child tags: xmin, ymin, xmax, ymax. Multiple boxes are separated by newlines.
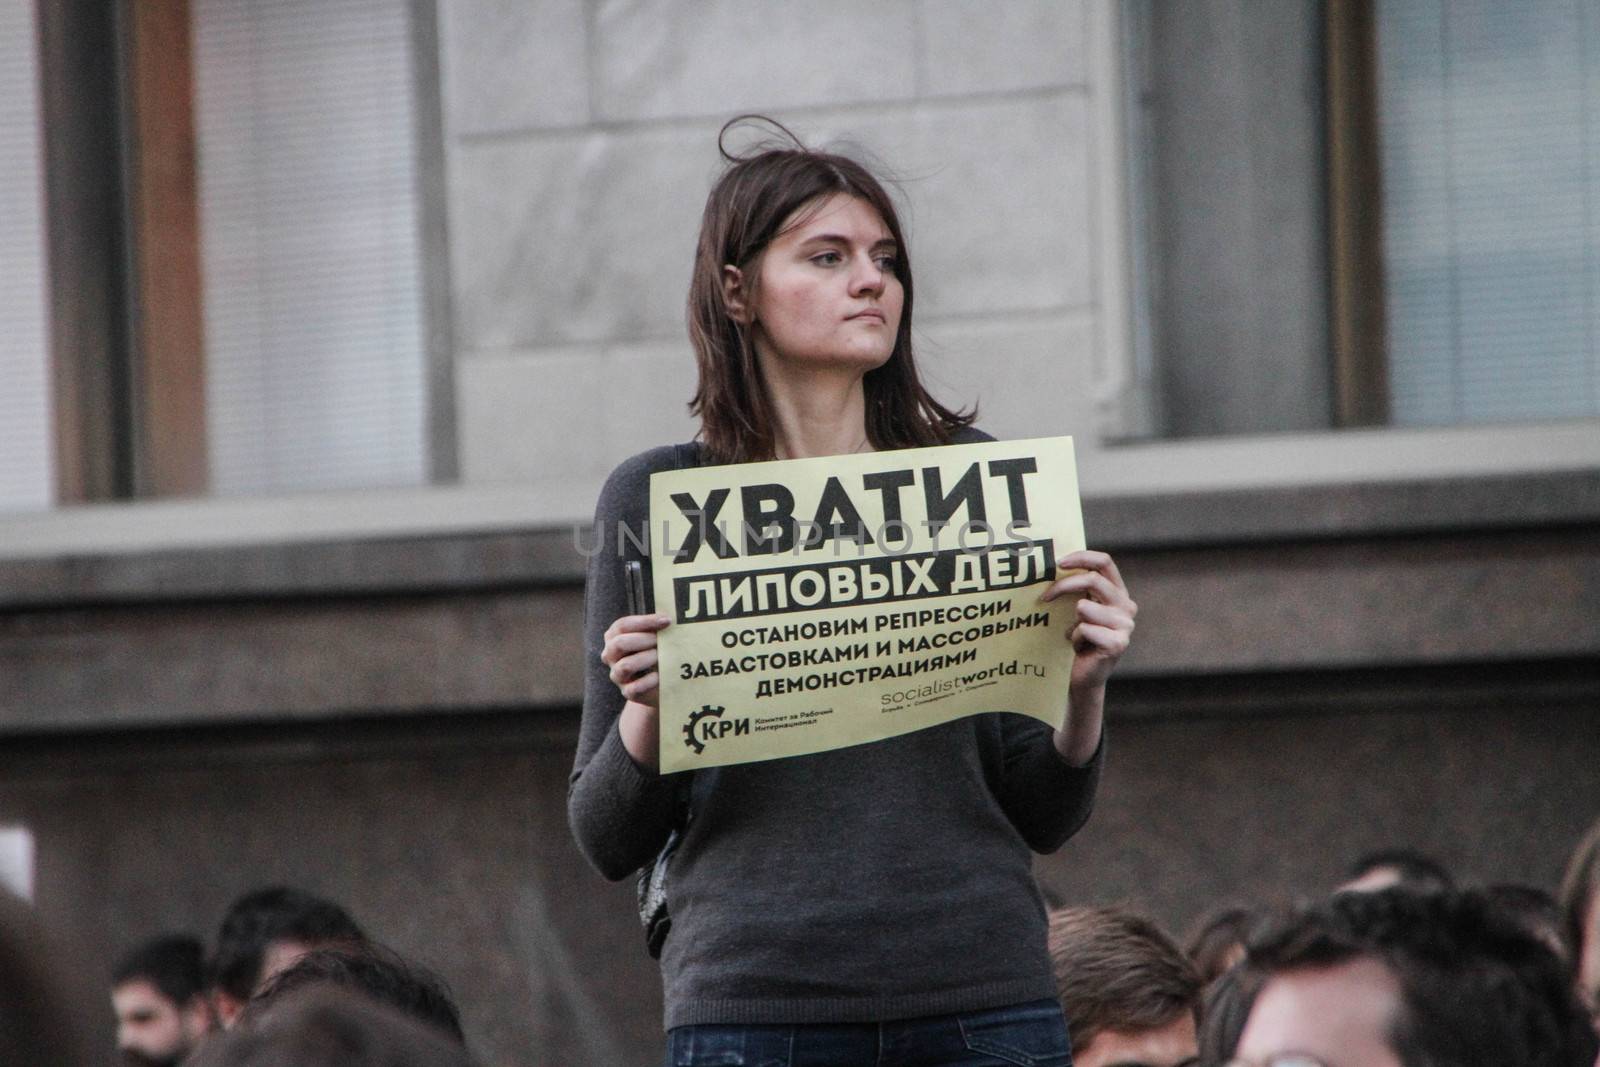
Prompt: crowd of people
<box><xmin>1050</xmin><ymin>833</ymin><xmax>1600</xmax><ymax>1067</ymax></box>
<box><xmin>0</xmin><ymin>818</ymin><xmax>1594</xmax><ymax>1065</ymax></box>
<box><xmin>1</xmin><ymin>884</ymin><xmax>470</xmax><ymax>1067</ymax></box>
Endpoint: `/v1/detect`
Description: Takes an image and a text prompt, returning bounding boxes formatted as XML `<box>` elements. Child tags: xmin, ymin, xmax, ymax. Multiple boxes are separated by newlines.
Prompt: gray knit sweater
<box><xmin>566</xmin><ymin>430</ymin><xmax>1104</xmax><ymax>1030</ymax></box>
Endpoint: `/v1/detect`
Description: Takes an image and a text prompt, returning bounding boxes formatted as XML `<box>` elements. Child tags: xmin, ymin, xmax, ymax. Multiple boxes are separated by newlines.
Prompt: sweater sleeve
<box><xmin>567</xmin><ymin>449</ymin><xmax>686</xmax><ymax>881</ymax></box>
<box><xmin>992</xmin><ymin>713</ymin><xmax>1105</xmax><ymax>854</ymax></box>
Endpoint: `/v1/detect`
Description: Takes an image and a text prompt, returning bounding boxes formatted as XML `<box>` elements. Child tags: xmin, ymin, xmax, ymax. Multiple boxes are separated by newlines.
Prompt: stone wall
<box><xmin>3</xmin><ymin>475</ymin><xmax>1596</xmax><ymax>1065</ymax></box>
<box><xmin>437</xmin><ymin>0</ymin><xmax>1101</xmax><ymax>491</ymax></box>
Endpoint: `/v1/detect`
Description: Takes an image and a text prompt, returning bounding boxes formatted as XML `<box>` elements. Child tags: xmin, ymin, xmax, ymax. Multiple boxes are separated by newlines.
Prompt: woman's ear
<box><xmin>722</xmin><ymin>265</ymin><xmax>753</xmax><ymax>324</ymax></box>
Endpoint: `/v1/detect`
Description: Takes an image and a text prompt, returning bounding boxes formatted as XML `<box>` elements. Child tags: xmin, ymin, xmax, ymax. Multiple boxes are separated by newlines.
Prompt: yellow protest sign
<box><xmin>650</xmin><ymin>436</ymin><xmax>1084</xmax><ymax>773</ymax></box>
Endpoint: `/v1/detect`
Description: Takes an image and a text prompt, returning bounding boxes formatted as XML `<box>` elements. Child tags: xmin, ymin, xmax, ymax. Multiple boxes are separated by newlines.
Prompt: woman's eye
<box><xmin>874</xmin><ymin>255</ymin><xmax>899</xmax><ymax>274</ymax></box>
<box><xmin>811</xmin><ymin>251</ymin><xmax>842</xmax><ymax>266</ymax></box>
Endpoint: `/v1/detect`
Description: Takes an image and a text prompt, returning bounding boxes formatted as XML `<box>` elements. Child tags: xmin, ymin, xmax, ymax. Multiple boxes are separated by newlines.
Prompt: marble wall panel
<box><xmin>437</xmin><ymin>0</ymin><xmax>590</xmax><ymax>135</ymax></box>
<box><xmin>447</xmin><ymin>102</ymin><xmax>1091</xmax><ymax>464</ymax></box>
<box><xmin>457</xmin><ymin>348</ymin><xmax>613</xmax><ymax>484</ymax></box>
<box><xmin>917</xmin><ymin>0</ymin><xmax>1088</xmax><ymax>97</ymax></box>
<box><xmin>592</xmin><ymin>0</ymin><xmax>917</xmax><ymax>121</ymax></box>
<box><xmin>604</xmin><ymin>339</ymin><xmax>701</xmax><ymax>469</ymax></box>
<box><xmin>458</xmin><ymin>342</ymin><xmax>702</xmax><ymax>490</ymax></box>
<box><xmin>915</xmin><ymin>313</ymin><xmax>1096</xmax><ymax>443</ymax></box>
<box><xmin>448</xmin><ymin>125</ymin><xmax>716</xmax><ymax>350</ymax></box>
<box><xmin>790</xmin><ymin>95</ymin><xmax>1093</xmax><ymax>318</ymax></box>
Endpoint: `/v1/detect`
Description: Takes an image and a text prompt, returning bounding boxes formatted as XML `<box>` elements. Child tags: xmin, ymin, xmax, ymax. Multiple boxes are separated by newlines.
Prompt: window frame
<box><xmin>34</xmin><ymin>0</ymin><xmax>457</xmax><ymax>506</ymax></box>
<box><xmin>1085</xmin><ymin>0</ymin><xmax>1600</xmax><ymax>497</ymax></box>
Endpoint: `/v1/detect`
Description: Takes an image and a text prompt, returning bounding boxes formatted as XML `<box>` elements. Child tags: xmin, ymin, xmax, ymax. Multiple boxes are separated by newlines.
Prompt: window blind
<box><xmin>0</xmin><ymin>0</ymin><xmax>54</xmax><ymax>514</ymax></box>
<box><xmin>192</xmin><ymin>0</ymin><xmax>429</xmax><ymax>494</ymax></box>
<box><xmin>1378</xmin><ymin>0</ymin><xmax>1600</xmax><ymax>425</ymax></box>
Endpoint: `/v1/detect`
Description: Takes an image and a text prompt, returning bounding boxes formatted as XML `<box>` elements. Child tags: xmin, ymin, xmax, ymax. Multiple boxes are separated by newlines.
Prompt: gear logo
<box><xmin>683</xmin><ymin>704</ymin><xmax>749</xmax><ymax>754</ymax></box>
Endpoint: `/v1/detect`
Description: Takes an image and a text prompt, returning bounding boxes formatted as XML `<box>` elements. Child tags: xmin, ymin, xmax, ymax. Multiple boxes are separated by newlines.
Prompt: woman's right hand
<box><xmin>601</xmin><ymin>613</ymin><xmax>671</xmax><ymax>708</ymax></box>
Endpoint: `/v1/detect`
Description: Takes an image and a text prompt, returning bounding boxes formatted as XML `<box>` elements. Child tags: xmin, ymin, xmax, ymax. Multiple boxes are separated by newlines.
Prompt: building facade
<box><xmin>1</xmin><ymin>3</ymin><xmax>1597</xmax><ymax>1063</ymax></box>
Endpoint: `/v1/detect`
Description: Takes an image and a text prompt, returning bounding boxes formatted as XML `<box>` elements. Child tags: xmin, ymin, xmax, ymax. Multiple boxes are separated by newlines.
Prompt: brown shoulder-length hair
<box><xmin>688</xmin><ymin>116</ymin><xmax>974</xmax><ymax>464</ymax></box>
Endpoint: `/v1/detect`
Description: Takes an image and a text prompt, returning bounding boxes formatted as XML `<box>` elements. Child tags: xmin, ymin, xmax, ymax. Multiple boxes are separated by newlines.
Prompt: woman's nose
<box><xmin>849</xmin><ymin>253</ymin><xmax>885</xmax><ymax>296</ymax></box>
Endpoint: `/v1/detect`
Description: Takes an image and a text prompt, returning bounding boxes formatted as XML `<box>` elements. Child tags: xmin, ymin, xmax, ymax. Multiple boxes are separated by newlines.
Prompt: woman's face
<box><xmin>740</xmin><ymin>193</ymin><xmax>903</xmax><ymax>372</ymax></box>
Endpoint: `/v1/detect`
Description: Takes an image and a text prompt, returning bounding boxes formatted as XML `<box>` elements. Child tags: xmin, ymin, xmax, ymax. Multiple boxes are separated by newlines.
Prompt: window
<box><xmin>193</xmin><ymin>0</ymin><xmax>433</xmax><ymax>494</ymax></box>
<box><xmin>1377</xmin><ymin>0</ymin><xmax>1600</xmax><ymax>426</ymax></box>
<box><xmin>1118</xmin><ymin>0</ymin><xmax>1600</xmax><ymax>440</ymax></box>
<box><xmin>0</xmin><ymin>0</ymin><xmax>53</xmax><ymax>514</ymax></box>
<box><xmin>3</xmin><ymin>0</ymin><xmax>448</xmax><ymax>515</ymax></box>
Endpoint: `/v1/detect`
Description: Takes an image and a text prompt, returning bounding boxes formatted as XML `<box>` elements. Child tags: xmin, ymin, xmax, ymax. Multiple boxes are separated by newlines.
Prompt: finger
<box><xmin>609</xmin><ymin>648</ymin><xmax>659</xmax><ymax>685</ymax></box>
<box><xmin>621</xmin><ymin>671</ymin><xmax>660</xmax><ymax>703</ymax></box>
<box><xmin>601</xmin><ymin>629</ymin><xmax>661</xmax><ymax>665</ymax></box>
<box><xmin>1040</xmin><ymin>570</ymin><xmax>1120</xmax><ymax>605</ymax></box>
<box><xmin>1055</xmin><ymin>549</ymin><xmax>1127</xmax><ymax>593</ymax></box>
<box><xmin>1076</xmin><ymin>598</ymin><xmax>1134</xmax><ymax>633</ymax></box>
<box><xmin>1052</xmin><ymin>556</ymin><xmax>1135</xmax><ymax>616</ymax></box>
<box><xmin>1072</xmin><ymin>622</ymin><xmax>1130</xmax><ymax>657</ymax></box>
<box><xmin>611</xmin><ymin>613</ymin><xmax>672</xmax><ymax>634</ymax></box>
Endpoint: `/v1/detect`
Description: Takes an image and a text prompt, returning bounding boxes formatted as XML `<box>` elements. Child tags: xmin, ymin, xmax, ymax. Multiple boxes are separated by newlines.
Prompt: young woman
<box><xmin>568</xmin><ymin>119</ymin><xmax>1138</xmax><ymax>1066</ymax></box>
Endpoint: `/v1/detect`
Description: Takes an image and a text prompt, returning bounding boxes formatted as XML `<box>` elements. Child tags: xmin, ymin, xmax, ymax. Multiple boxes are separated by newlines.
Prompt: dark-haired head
<box><xmin>113</xmin><ymin>934</ymin><xmax>212</xmax><ymax>1066</ymax></box>
<box><xmin>687</xmin><ymin>115</ymin><xmax>972</xmax><ymax>464</ymax></box>
<box><xmin>1198</xmin><ymin>963</ymin><xmax>1262</xmax><ymax>1065</ymax></box>
<box><xmin>1485</xmin><ymin>883</ymin><xmax>1567</xmax><ymax>963</ymax></box>
<box><xmin>1235</xmin><ymin>888</ymin><xmax>1597</xmax><ymax>1067</ymax></box>
<box><xmin>245</xmin><ymin>944</ymin><xmax>464</xmax><ymax>1046</ymax></box>
<box><xmin>209</xmin><ymin>886</ymin><xmax>365</xmax><ymax>1025</ymax></box>
<box><xmin>1339</xmin><ymin>848</ymin><xmax>1453</xmax><ymax>895</ymax></box>
<box><xmin>114</xmin><ymin>934</ymin><xmax>206</xmax><ymax>1009</ymax></box>
<box><xmin>1185</xmin><ymin>903</ymin><xmax>1264</xmax><ymax>986</ymax></box>
<box><xmin>188</xmin><ymin>987</ymin><xmax>474</xmax><ymax>1067</ymax></box>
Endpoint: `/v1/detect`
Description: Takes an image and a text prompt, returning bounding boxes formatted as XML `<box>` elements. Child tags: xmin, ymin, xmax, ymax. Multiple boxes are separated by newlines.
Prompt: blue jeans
<box><xmin>664</xmin><ymin>998</ymin><xmax>1072</xmax><ymax>1067</ymax></box>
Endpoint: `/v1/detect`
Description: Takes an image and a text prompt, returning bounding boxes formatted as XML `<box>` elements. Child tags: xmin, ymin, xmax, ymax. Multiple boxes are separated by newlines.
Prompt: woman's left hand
<box><xmin>1040</xmin><ymin>549</ymin><xmax>1137</xmax><ymax>692</ymax></box>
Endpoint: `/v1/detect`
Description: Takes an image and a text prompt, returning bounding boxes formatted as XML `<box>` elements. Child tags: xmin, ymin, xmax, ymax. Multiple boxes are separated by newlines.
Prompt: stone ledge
<box><xmin>0</xmin><ymin>588</ymin><xmax>587</xmax><ymax>733</ymax></box>
<box><xmin>1089</xmin><ymin>469</ymin><xmax>1600</xmax><ymax>550</ymax></box>
<box><xmin>0</xmin><ymin>470</ymin><xmax>1593</xmax><ymax>609</ymax></box>
<box><xmin>0</xmin><ymin>529</ymin><xmax>587</xmax><ymax>610</ymax></box>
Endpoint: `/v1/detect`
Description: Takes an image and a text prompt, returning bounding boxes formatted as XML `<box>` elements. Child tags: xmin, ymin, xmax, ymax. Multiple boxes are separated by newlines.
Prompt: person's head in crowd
<box><xmin>1197</xmin><ymin>964</ymin><xmax>1261</xmax><ymax>1067</ymax></box>
<box><xmin>1047</xmin><ymin>906</ymin><xmax>1203</xmax><ymax>1067</ymax></box>
<box><xmin>1337</xmin><ymin>848</ymin><xmax>1453</xmax><ymax>895</ymax></box>
<box><xmin>210</xmin><ymin>886</ymin><xmax>365</xmax><ymax>1027</ymax></box>
<box><xmin>1487</xmin><ymin>883</ymin><xmax>1569</xmax><ymax>963</ymax></box>
<box><xmin>1186</xmin><ymin>904</ymin><xmax>1262</xmax><ymax>986</ymax></box>
<box><xmin>244</xmin><ymin>943</ymin><xmax>465</xmax><ymax>1045</ymax></box>
<box><xmin>1559</xmin><ymin>815</ymin><xmax>1600</xmax><ymax>1022</ymax></box>
<box><xmin>188</xmin><ymin>986</ymin><xmax>474</xmax><ymax>1067</ymax></box>
<box><xmin>1232</xmin><ymin>887</ymin><xmax>1598</xmax><ymax>1067</ymax></box>
<box><xmin>112</xmin><ymin>933</ymin><xmax>213</xmax><ymax>1067</ymax></box>
<box><xmin>0</xmin><ymin>888</ymin><xmax>94</xmax><ymax>1067</ymax></box>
